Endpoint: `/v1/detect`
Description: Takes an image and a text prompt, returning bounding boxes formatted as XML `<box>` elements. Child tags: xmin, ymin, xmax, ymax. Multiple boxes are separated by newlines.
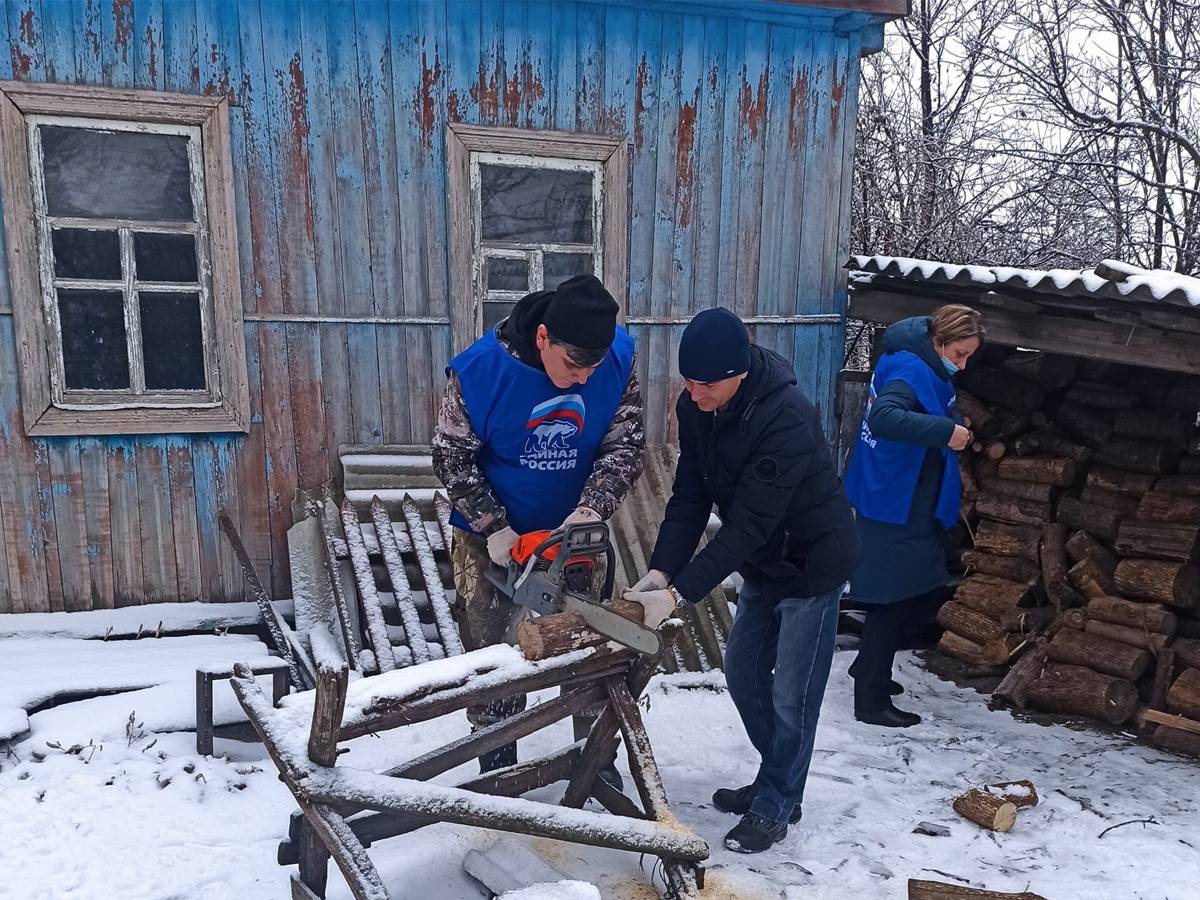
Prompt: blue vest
<box><xmin>447</xmin><ymin>327</ymin><xmax>635</xmax><ymax>535</ymax></box>
<box><xmin>844</xmin><ymin>351</ymin><xmax>961</xmax><ymax>529</ymax></box>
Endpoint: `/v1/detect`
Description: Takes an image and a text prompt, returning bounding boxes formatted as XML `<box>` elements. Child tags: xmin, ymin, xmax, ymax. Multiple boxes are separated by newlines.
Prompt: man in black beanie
<box><xmin>432</xmin><ymin>274</ymin><xmax>644</xmax><ymax>777</ymax></box>
<box><xmin>624</xmin><ymin>306</ymin><xmax>859</xmax><ymax>853</ymax></box>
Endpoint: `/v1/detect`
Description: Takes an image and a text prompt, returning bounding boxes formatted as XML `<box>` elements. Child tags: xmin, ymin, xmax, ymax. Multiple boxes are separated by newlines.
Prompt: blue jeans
<box><xmin>723</xmin><ymin>579</ymin><xmax>842</xmax><ymax>824</ymax></box>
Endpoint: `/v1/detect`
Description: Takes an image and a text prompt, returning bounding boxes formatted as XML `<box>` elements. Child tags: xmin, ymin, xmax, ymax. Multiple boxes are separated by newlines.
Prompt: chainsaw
<box><xmin>485</xmin><ymin>521</ymin><xmax>663</xmax><ymax>656</ymax></box>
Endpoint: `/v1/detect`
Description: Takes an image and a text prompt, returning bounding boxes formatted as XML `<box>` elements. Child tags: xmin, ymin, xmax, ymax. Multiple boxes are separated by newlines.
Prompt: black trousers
<box><xmin>852</xmin><ymin>586</ymin><xmax>950</xmax><ymax>713</ymax></box>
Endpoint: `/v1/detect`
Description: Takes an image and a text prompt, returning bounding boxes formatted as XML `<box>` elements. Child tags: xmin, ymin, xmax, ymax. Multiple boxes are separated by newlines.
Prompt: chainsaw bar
<box><xmin>563</xmin><ymin>593</ymin><xmax>663</xmax><ymax>656</ymax></box>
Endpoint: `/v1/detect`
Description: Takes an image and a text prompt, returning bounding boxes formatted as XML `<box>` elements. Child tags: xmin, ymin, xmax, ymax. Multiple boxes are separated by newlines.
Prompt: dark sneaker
<box><xmin>855</xmin><ymin>703</ymin><xmax>921</xmax><ymax>728</ymax></box>
<box><xmin>712</xmin><ymin>785</ymin><xmax>801</xmax><ymax>824</ymax></box>
<box><xmin>598</xmin><ymin>764</ymin><xmax>624</xmax><ymax>792</ymax></box>
<box><xmin>724</xmin><ymin>813</ymin><xmax>788</xmax><ymax>854</ymax></box>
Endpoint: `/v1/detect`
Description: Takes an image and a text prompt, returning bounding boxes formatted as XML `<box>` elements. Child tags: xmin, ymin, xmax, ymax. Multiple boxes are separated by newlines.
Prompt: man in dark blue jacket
<box><xmin>624</xmin><ymin>307</ymin><xmax>859</xmax><ymax>854</ymax></box>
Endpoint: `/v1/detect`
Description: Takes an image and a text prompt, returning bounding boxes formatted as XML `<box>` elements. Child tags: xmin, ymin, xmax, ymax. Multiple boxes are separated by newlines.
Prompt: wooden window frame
<box><xmin>0</xmin><ymin>82</ymin><xmax>249</xmax><ymax>436</ymax></box>
<box><xmin>446</xmin><ymin>123</ymin><xmax>629</xmax><ymax>354</ymax></box>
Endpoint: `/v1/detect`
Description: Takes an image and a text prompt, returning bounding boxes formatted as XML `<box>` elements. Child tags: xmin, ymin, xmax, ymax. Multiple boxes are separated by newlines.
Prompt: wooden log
<box><xmin>1115</xmin><ymin>520</ymin><xmax>1200</xmax><ymax>563</ymax></box>
<box><xmin>1138</xmin><ymin>707</ymin><xmax>1200</xmax><ymax>737</ymax></box>
<box><xmin>1079</xmin><ymin>486</ymin><xmax>1140</xmax><ymax>517</ymax></box>
<box><xmin>908</xmin><ymin>879</ymin><xmax>1047</xmax><ymax>900</ymax></box>
<box><xmin>1114</xmin><ymin>409</ymin><xmax>1188</xmax><ymax>446</ymax></box>
<box><xmin>993</xmin><ymin>638</ymin><xmax>1049</xmax><ymax>708</ymax></box>
<box><xmin>1000</xmin><ymin>350</ymin><xmax>1076</xmax><ymax>391</ymax></box>
<box><xmin>1085</xmin><ymin>465</ymin><xmax>1157</xmax><ymax>497</ymax></box>
<box><xmin>1095</xmin><ymin>438</ymin><xmax>1181</xmax><ymax>475</ymax></box>
<box><xmin>951</xmin><ymin>575</ymin><xmax>1039</xmax><ymax>617</ymax></box>
<box><xmin>1056</xmin><ymin>497</ymin><xmax>1124</xmax><ymax>544</ymax></box>
<box><xmin>517</xmin><ymin>599</ymin><xmax>645</xmax><ymax>661</ymax></box>
<box><xmin>996</xmin><ymin>606</ymin><xmax>1055</xmax><ymax>634</ymax></box>
<box><xmin>1054</xmin><ymin>401</ymin><xmax>1114</xmax><ymax>446</ymax></box>
<box><xmin>1064</xmin><ymin>380</ymin><xmax>1139</xmax><ymax>410</ymax></box>
<box><xmin>996</xmin><ymin>456</ymin><xmax>1077</xmax><ymax>487</ymax></box>
<box><xmin>936</xmin><ymin>602</ymin><xmax>1005</xmax><ymax>645</ymax></box>
<box><xmin>340</xmin><ymin>498</ymin><xmax>397</xmax><ymax>674</ymax></box>
<box><xmin>1152</xmin><ymin>723</ymin><xmax>1200</xmax><ymax>757</ymax></box>
<box><xmin>960</xmin><ymin>550</ymin><xmax>1042</xmax><ymax>583</ymax></box>
<box><xmin>964</xmin><ymin>366</ymin><xmax>1045</xmax><ymax>413</ymax></box>
<box><xmin>986</xmin><ymin>780</ymin><xmax>1039</xmax><ymax>809</ymax></box>
<box><xmin>951</xmin><ymin>788</ymin><xmax>1017</xmax><ymax>833</ymax></box>
<box><xmin>1057</xmin><ymin>608</ymin><xmax>1088</xmax><ymax>631</ymax></box>
<box><xmin>1148</xmin><ymin>647</ymin><xmax>1177</xmax><ymax>717</ymax></box>
<box><xmin>1150</xmin><ymin>474</ymin><xmax>1200</xmax><ymax>497</ymax></box>
<box><xmin>1166</xmin><ymin>667</ymin><xmax>1200</xmax><ymax>719</ymax></box>
<box><xmin>1068</xmin><ymin>558</ymin><xmax>1117</xmax><ymax>599</ymax></box>
<box><xmin>956</xmin><ymin>389</ymin><xmax>995</xmax><ymax>434</ymax></box>
<box><xmin>307</xmin><ymin>654</ymin><xmax>348</xmax><ymax>769</ymax></box>
<box><xmin>938</xmin><ymin>630</ymin><xmax>1014</xmax><ymax>666</ymax></box>
<box><xmin>1136</xmin><ymin>491</ymin><xmax>1200</xmax><ymax>524</ymax></box>
<box><xmin>1047</xmin><ymin>628</ymin><xmax>1151</xmax><ymax>680</ymax></box>
<box><xmin>974</xmin><ymin>521</ymin><xmax>1042</xmax><ymax>560</ymax></box>
<box><xmin>972</xmin><ymin>439</ymin><xmax>1007</xmax><ymax>461</ymax></box>
<box><xmin>1173</xmin><ymin>637</ymin><xmax>1200</xmax><ymax>669</ymax></box>
<box><xmin>1039</xmin><ymin>524</ymin><xmax>1072</xmax><ymax>610</ymax></box>
<box><xmin>1086</xmin><ymin>595</ymin><xmax>1176</xmax><ymax>634</ymax></box>
<box><xmin>978</xmin><ymin>477</ymin><xmax>1055</xmax><ymax>504</ymax></box>
<box><xmin>994</xmin><ymin>412</ymin><xmax>1031</xmax><ymax>441</ymax></box>
<box><xmin>1084</xmin><ymin>620</ymin><xmax>1171</xmax><ymax>653</ymax></box>
<box><xmin>974</xmin><ymin>494</ymin><xmax>1052</xmax><ymax>527</ymax></box>
<box><xmin>1065</xmin><ymin>530</ymin><xmax>1118</xmax><ymax>574</ymax></box>
<box><xmin>1025</xmin><ymin>663</ymin><xmax>1138</xmax><ymax>724</ymax></box>
<box><xmin>1011</xmin><ymin>429</ymin><xmax>1091</xmax><ymax>463</ymax></box>
<box><xmin>1114</xmin><ymin>558</ymin><xmax>1200</xmax><ymax>609</ymax></box>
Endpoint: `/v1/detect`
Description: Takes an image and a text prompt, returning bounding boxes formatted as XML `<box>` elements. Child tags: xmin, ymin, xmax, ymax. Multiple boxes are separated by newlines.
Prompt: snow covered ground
<box><xmin>1</xmin><ymin>642</ymin><xmax>1197</xmax><ymax>900</ymax></box>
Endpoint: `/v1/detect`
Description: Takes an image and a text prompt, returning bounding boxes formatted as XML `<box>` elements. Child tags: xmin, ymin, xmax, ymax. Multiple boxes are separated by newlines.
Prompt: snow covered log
<box><xmin>986</xmin><ymin>780</ymin><xmax>1039</xmax><ymax>809</ymax></box>
<box><xmin>1047</xmin><ymin>628</ymin><xmax>1151</xmax><ymax>680</ymax></box>
<box><xmin>1114</xmin><ymin>559</ymin><xmax>1200</xmax><ymax>609</ymax></box>
<box><xmin>516</xmin><ymin>599</ymin><xmax>644</xmax><ymax>661</ymax></box>
<box><xmin>951</xmin><ymin>788</ymin><xmax>1017</xmax><ymax>832</ymax></box>
<box><xmin>1025</xmin><ymin>663</ymin><xmax>1138</xmax><ymax>724</ymax></box>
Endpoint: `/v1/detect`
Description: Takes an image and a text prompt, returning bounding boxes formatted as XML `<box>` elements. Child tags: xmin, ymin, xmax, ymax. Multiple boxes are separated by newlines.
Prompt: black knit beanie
<box><xmin>540</xmin><ymin>274</ymin><xmax>619</xmax><ymax>350</ymax></box>
<box><xmin>679</xmin><ymin>307</ymin><xmax>751</xmax><ymax>382</ymax></box>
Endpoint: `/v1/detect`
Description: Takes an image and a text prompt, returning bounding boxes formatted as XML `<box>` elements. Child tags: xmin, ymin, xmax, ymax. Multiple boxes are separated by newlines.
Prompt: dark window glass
<box><xmin>51</xmin><ymin>228</ymin><xmax>121</xmax><ymax>279</ymax></box>
<box><xmin>139</xmin><ymin>292</ymin><xmax>206</xmax><ymax>390</ymax></box>
<box><xmin>40</xmin><ymin>125</ymin><xmax>194</xmax><ymax>221</ymax></box>
<box><xmin>543</xmin><ymin>252</ymin><xmax>594</xmax><ymax>289</ymax></box>
<box><xmin>134</xmin><ymin>232</ymin><xmax>198</xmax><ymax>282</ymax></box>
<box><xmin>57</xmin><ymin>289</ymin><xmax>129</xmax><ymax>390</ymax></box>
<box><xmin>479</xmin><ymin>164</ymin><xmax>593</xmax><ymax>244</ymax></box>
<box><xmin>482</xmin><ymin>301</ymin><xmax>515</xmax><ymax>333</ymax></box>
<box><xmin>486</xmin><ymin>256</ymin><xmax>529</xmax><ymax>292</ymax></box>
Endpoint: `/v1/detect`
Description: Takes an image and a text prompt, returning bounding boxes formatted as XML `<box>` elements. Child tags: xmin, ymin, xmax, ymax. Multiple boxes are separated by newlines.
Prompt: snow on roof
<box><xmin>847</xmin><ymin>254</ymin><xmax>1200</xmax><ymax>309</ymax></box>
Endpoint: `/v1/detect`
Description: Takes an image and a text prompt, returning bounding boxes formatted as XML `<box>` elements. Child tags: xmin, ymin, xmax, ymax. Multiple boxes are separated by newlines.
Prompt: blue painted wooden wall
<box><xmin>0</xmin><ymin>0</ymin><xmax>875</xmax><ymax>612</ymax></box>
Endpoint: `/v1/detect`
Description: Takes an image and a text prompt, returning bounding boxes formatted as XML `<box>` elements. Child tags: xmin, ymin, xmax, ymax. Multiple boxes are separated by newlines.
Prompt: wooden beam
<box><xmin>849</xmin><ymin>288</ymin><xmax>1200</xmax><ymax>375</ymax></box>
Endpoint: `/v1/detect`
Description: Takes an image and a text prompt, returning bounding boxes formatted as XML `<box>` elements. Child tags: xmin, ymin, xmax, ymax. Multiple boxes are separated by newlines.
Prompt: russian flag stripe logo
<box><xmin>526</xmin><ymin>394</ymin><xmax>586</xmax><ymax>430</ymax></box>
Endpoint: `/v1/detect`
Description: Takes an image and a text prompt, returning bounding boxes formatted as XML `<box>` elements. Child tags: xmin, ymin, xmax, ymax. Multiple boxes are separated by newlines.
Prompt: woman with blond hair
<box><xmin>843</xmin><ymin>304</ymin><xmax>985</xmax><ymax>727</ymax></box>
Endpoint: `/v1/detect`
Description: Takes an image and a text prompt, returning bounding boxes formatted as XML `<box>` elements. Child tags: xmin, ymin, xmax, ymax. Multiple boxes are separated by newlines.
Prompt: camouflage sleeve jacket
<box><xmin>431</xmin><ymin>358</ymin><xmax>647</xmax><ymax>534</ymax></box>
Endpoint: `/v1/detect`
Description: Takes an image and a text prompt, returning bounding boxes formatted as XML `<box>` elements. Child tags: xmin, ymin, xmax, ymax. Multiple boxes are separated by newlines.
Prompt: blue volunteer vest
<box><xmin>844</xmin><ymin>350</ymin><xmax>961</xmax><ymax>529</ymax></box>
<box><xmin>447</xmin><ymin>327</ymin><xmax>635</xmax><ymax>535</ymax></box>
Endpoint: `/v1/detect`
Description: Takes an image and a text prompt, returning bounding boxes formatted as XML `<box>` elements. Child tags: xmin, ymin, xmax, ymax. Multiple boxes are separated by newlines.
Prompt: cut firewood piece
<box><xmin>1086</xmin><ymin>595</ymin><xmax>1176</xmax><ymax>634</ymax></box>
<box><xmin>956</xmin><ymin>390</ymin><xmax>996</xmax><ymax>435</ymax></box>
<box><xmin>951</xmin><ymin>574</ymin><xmax>1039</xmax><ymax>617</ymax></box>
<box><xmin>936</xmin><ymin>602</ymin><xmax>1005</xmax><ymax>645</ymax></box>
<box><xmin>1056</xmin><ymin>497</ymin><xmax>1125</xmax><ymax>544</ymax></box>
<box><xmin>974</xmin><ymin>494</ymin><xmax>1051</xmax><ymax>527</ymax></box>
<box><xmin>978</xmin><ymin>476</ymin><xmax>1055</xmax><ymax>504</ymax></box>
<box><xmin>993</xmin><ymin>639</ymin><xmax>1049</xmax><ymax>708</ymax></box>
<box><xmin>1136</xmin><ymin>491</ymin><xmax>1200</xmax><ymax>524</ymax></box>
<box><xmin>1064</xmin><ymin>380</ymin><xmax>1139</xmax><ymax>410</ymax></box>
<box><xmin>1151</xmin><ymin>474</ymin><xmax>1200</xmax><ymax>497</ymax></box>
<box><xmin>1136</xmin><ymin>707</ymin><xmax>1200</xmax><ymax>738</ymax></box>
<box><xmin>1054</xmin><ymin>401</ymin><xmax>1114</xmax><ymax>446</ymax></box>
<box><xmin>1068</xmin><ymin>558</ymin><xmax>1117</xmax><ymax>600</ymax></box>
<box><xmin>1086</xmin><ymin>465</ymin><xmax>1156</xmax><ymax>497</ymax></box>
<box><xmin>1039</xmin><ymin>524</ymin><xmax>1072</xmax><ymax>611</ymax></box>
<box><xmin>1115</xmin><ymin>520</ymin><xmax>1200</xmax><ymax>563</ymax></box>
<box><xmin>1047</xmin><ymin>628</ymin><xmax>1151</xmax><ymax>680</ymax></box>
<box><xmin>996</xmin><ymin>606</ymin><xmax>1054</xmax><ymax>634</ymax></box>
<box><xmin>960</xmin><ymin>550</ymin><xmax>1041</xmax><ymax>583</ymax></box>
<box><xmin>516</xmin><ymin>599</ymin><xmax>645</xmax><ymax>661</ymax></box>
<box><xmin>1011</xmin><ymin>429</ymin><xmax>1091</xmax><ymax>463</ymax></box>
<box><xmin>1173</xmin><ymin>637</ymin><xmax>1200</xmax><ymax>670</ymax></box>
<box><xmin>996</xmin><ymin>456</ymin><xmax>1076</xmax><ymax>487</ymax></box>
<box><xmin>1083</xmin><ymin>620</ymin><xmax>1170</xmax><ymax>653</ymax></box>
<box><xmin>1079</xmin><ymin>486</ymin><xmax>1140</xmax><ymax>517</ymax></box>
<box><xmin>1026</xmin><ymin>662</ymin><xmax>1138</xmax><ymax>724</ymax></box>
<box><xmin>1166</xmin><ymin>667</ymin><xmax>1200</xmax><ymax>719</ymax></box>
<box><xmin>986</xmin><ymin>780</ymin><xmax>1039</xmax><ymax>809</ymax></box>
<box><xmin>1114</xmin><ymin>409</ymin><xmax>1188</xmax><ymax>446</ymax></box>
<box><xmin>1065</xmin><ymin>530</ymin><xmax>1118</xmax><ymax>574</ymax></box>
<box><xmin>994</xmin><ymin>412</ymin><xmax>1031</xmax><ymax>441</ymax></box>
<box><xmin>951</xmin><ymin>788</ymin><xmax>1017</xmax><ymax>833</ymax></box>
<box><xmin>1152</xmin><ymin>723</ymin><xmax>1200</xmax><ymax>757</ymax></box>
<box><xmin>1114</xmin><ymin>558</ymin><xmax>1200</xmax><ymax>609</ymax></box>
<box><xmin>937</xmin><ymin>630</ymin><xmax>1015</xmax><ymax>667</ymax></box>
<box><xmin>975</xmin><ymin>521</ymin><xmax>1042</xmax><ymax>560</ymax></box>
<box><xmin>907</xmin><ymin>879</ymin><xmax>1048</xmax><ymax>900</ymax></box>
<box><xmin>1095</xmin><ymin>438</ymin><xmax>1181</xmax><ymax>475</ymax></box>
<box><xmin>964</xmin><ymin>366</ymin><xmax>1045</xmax><ymax>413</ymax></box>
<box><xmin>1148</xmin><ymin>647</ymin><xmax>1177</xmax><ymax>719</ymax></box>
<box><xmin>1056</xmin><ymin>608</ymin><xmax>1088</xmax><ymax>631</ymax></box>
<box><xmin>1000</xmin><ymin>350</ymin><xmax>1076</xmax><ymax>391</ymax></box>
<box><xmin>972</xmin><ymin>440</ymin><xmax>1007</xmax><ymax>461</ymax></box>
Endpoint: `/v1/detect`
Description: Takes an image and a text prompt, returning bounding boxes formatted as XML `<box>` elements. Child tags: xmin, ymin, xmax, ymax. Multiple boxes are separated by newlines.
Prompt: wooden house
<box><xmin>0</xmin><ymin>0</ymin><xmax>906</xmax><ymax>613</ymax></box>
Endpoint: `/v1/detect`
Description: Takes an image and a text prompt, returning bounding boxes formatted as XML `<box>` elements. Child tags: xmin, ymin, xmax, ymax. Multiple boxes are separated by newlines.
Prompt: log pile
<box><xmin>946</xmin><ymin>352</ymin><xmax>1200</xmax><ymax>751</ymax></box>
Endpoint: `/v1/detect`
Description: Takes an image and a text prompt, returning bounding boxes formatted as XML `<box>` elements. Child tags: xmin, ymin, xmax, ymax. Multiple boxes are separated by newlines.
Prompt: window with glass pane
<box><xmin>30</xmin><ymin>116</ymin><xmax>211</xmax><ymax>402</ymax></box>
<box><xmin>473</xmin><ymin>153</ymin><xmax>604</xmax><ymax>335</ymax></box>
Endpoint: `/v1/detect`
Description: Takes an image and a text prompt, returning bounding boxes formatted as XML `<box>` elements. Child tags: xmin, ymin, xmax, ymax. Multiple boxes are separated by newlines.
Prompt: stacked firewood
<box><xmin>937</xmin><ymin>352</ymin><xmax>1200</xmax><ymax>756</ymax></box>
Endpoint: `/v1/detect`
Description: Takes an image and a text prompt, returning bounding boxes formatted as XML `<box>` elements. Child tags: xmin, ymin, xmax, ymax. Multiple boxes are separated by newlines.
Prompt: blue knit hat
<box><xmin>679</xmin><ymin>307</ymin><xmax>751</xmax><ymax>382</ymax></box>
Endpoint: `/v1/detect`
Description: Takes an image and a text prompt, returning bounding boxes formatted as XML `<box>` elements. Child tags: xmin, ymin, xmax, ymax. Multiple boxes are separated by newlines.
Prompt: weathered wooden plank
<box><xmin>161</xmin><ymin>0</ymin><xmax>199</xmax><ymax>93</ymax></box>
<box><xmin>37</xmin><ymin>0</ymin><xmax>76</xmax><ymax>83</ymax></box>
<box><xmin>77</xmin><ymin>438</ymin><xmax>115</xmax><ymax>610</ymax></box>
<box><xmin>6</xmin><ymin>0</ymin><xmax>43</xmax><ymax>81</ymax></box>
<box><xmin>287</xmin><ymin>322</ymin><xmax>330</xmax><ymax>492</ymax></box>
<box><xmin>575</xmin><ymin>1</ymin><xmax>604</xmax><ymax>130</ymax></box>
<box><xmin>47</xmin><ymin>438</ymin><xmax>90</xmax><ymax>612</ymax></box>
<box><xmin>31</xmin><ymin>439</ymin><xmax>64</xmax><ymax>611</ymax></box>
<box><xmin>400</xmin><ymin>494</ymin><xmax>462</xmax><ymax>655</ymax></box>
<box><xmin>520</xmin><ymin>1</ymin><xmax>551</xmax><ymax>129</ymax></box>
<box><xmin>135</xmin><ymin>437</ymin><xmax>178</xmax><ymax>602</ymax></box>
<box><xmin>319</xmin><ymin>321</ymin><xmax>353</xmax><ymax>460</ymax></box>
<box><xmin>755</xmin><ymin>22</ymin><xmax>796</xmax><ymax>329</ymax></box>
<box><xmin>196</xmin><ymin>0</ymin><xmax>241</xmax><ymax>102</ymax></box>
<box><xmin>106</xmin><ymin>438</ymin><xmax>143</xmax><ymax>607</ymax></box>
<box><xmin>132</xmin><ymin>0</ymin><xmax>165</xmax><ymax>90</ymax></box>
<box><xmin>166</xmin><ymin>436</ymin><xmax>202</xmax><ymax>603</ymax></box>
<box><xmin>101</xmin><ymin>0</ymin><xmax>137</xmax><ymax>86</ymax></box>
<box><xmin>193</xmin><ymin>432</ymin><xmax>227</xmax><ymax>603</ymax></box>
<box><xmin>415</xmin><ymin>0</ymin><xmax>448</xmax><ymax>316</ymax></box>
<box><xmin>257</xmin><ymin>322</ymin><xmax>298</xmax><ymax>595</ymax></box>
<box><xmin>347</xmin><ymin>324</ymin><xmax>384</xmax><ymax>445</ymax></box>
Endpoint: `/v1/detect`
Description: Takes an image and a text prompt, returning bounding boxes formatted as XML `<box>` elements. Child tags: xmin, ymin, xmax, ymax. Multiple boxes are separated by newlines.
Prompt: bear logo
<box><xmin>525</xmin><ymin>419</ymin><xmax>579</xmax><ymax>453</ymax></box>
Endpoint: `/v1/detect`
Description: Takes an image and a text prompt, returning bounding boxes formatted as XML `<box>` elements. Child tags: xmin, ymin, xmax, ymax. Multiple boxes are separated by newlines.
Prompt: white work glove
<box><xmin>623</xmin><ymin>587</ymin><xmax>680</xmax><ymax>629</ymax></box>
<box><xmin>560</xmin><ymin>506</ymin><xmax>602</xmax><ymax>528</ymax></box>
<box><xmin>486</xmin><ymin>526</ymin><xmax>519</xmax><ymax>568</ymax></box>
<box><xmin>630</xmin><ymin>569</ymin><xmax>669</xmax><ymax>591</ymax></box>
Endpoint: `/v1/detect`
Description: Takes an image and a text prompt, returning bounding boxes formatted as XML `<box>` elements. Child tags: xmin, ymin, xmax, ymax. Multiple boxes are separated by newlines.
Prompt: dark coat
<box><xmin>649</xmin><ymin>345</ymin><xmax>859</xmax><ymax>603</ymax></box>
<box><xmin>849</xmin><ymin>316</ymin><xmax>959</xmax><ymax>604</ymax></box>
